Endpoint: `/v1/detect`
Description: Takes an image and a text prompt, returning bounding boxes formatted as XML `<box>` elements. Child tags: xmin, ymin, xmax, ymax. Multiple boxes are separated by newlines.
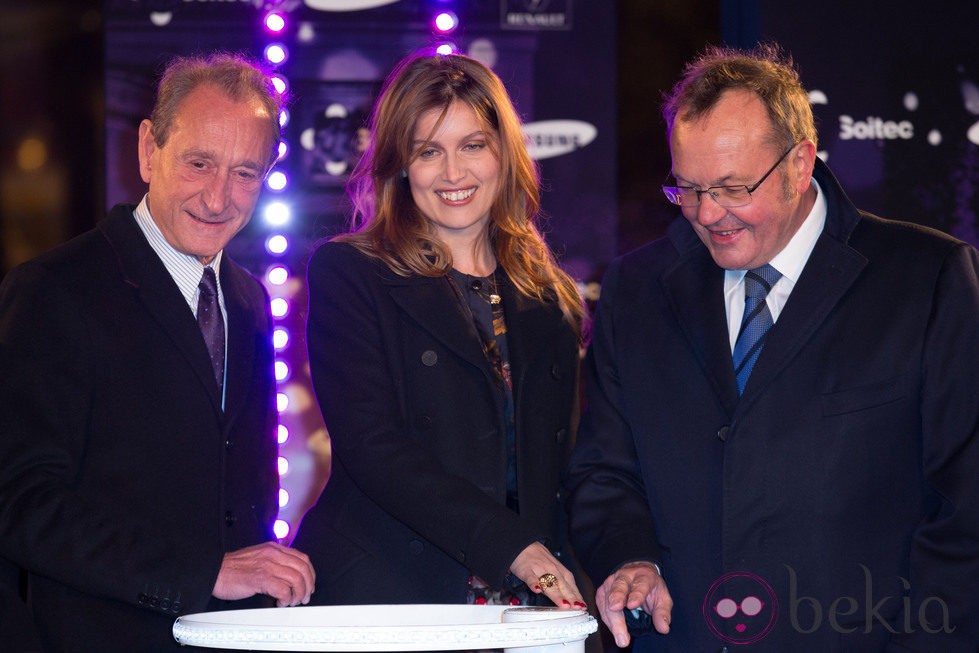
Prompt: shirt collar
<box><xmin>133</xmin><ymin>195</ymin><xmax>223</xmax><ymax>308</ymax></box>
<box><xmin>767</xmin><ymin>177</ymin><xmax>826</xmax><ymax>284</ymax></box>
<box><xmin>725</xmin><ymin>176</ymin><xmax>826</xmax><ymax>287</ymax></box>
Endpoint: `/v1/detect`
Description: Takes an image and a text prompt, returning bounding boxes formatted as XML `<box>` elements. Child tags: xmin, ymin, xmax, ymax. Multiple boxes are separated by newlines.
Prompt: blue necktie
<box><xmin>733</xmin><ymin>264</ymin><xmax>782</xmax><ymax>394</ymax></box>
<box><xmin>197</xmin><ymin>267</ymin><xmax>225</xmax><ymax>392</ymax></box>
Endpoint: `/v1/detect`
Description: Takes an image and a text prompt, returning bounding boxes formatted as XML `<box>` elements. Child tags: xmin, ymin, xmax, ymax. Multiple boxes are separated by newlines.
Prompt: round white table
<box><xmin>173</xmin><ymin>604</ymin><xmax>597</xmax><ymax>652</ymax></box>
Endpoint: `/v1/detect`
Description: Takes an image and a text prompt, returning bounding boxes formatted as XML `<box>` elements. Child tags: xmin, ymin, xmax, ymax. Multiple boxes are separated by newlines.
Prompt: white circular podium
<box><xmin>172</xmin><ymin>604</ymin><xmax>597</xmax><ymax>652</ymax></box>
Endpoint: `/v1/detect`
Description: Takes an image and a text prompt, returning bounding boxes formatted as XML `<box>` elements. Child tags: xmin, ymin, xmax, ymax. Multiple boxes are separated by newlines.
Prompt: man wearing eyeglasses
<box><xmin>565</xmin><ymin>43</ymin><xmax>979</xmax><ymax>652</ymax></box>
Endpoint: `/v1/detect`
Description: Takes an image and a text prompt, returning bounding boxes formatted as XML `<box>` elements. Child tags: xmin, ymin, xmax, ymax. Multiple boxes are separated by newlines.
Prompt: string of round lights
<box><xmin>255</xmin><ymin>1</ymin><xmax>467</xmax><ymax>542</ymax></box>
<box><xmin>259</xmin><ymin>4</ymin><xmax>295</xmax><ymax>542</ymax></box>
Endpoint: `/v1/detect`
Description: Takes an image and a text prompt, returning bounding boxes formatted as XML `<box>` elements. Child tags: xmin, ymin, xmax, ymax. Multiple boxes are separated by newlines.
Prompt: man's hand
<box><xmin>595</xmin><ymin>561</ymin><xmax>672</xmax><ymax>648</ymax></box>
<box><xmin>212</xmin><ymin>542</ymin><xmax>315</xmax><ymax>607</ymax></box>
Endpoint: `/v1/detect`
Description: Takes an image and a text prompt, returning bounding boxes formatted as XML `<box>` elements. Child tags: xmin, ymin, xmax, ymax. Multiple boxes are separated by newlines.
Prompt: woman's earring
<box><xmin>400</xmin><ymin>169</ymin><xmax>407</xmax><ymax>179</ymax></box>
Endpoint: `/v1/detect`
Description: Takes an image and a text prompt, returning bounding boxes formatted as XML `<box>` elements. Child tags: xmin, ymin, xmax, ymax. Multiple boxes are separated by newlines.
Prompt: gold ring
<box><xmin>538</xmin><ymin>573</ymin><xmax>558</xmax><ymax>589</ymax></box>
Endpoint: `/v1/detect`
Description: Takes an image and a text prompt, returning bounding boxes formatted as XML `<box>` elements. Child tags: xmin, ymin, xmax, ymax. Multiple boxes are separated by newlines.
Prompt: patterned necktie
<box><xmin>733</xmin><ymin>264</ymin><xmax>782</xmax><ymax>394</ymax></box>
<box><xmin>197</xmin><ymin>267</ymin><xmax>225</xmax><ymax>392</ymax></box>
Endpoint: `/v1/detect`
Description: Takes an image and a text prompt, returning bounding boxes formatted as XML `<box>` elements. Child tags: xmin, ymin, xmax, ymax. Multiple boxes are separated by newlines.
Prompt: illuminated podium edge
<box><xmin>173</xmin><ymin>604</ymin><xmax>598</xmax><ymax>651</ymax></box>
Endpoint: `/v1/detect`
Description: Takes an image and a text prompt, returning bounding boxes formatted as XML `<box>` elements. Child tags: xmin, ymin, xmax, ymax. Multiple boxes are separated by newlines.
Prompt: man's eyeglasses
<box><xmin>662</xmin><ymin>143</ymin><xmax>797</xmax><ymax>209</ymax></box>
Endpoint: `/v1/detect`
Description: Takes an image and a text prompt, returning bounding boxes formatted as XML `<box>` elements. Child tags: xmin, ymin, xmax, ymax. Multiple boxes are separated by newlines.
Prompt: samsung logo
<box><xmin>303</xmin><ymin>0</ymin><xmax>400</xmax><ymax>11</ymax></box>
<box><xmin>522</xmin><ymin>120</ymin><xmax>597</xmax><ymax>160</ymax></box>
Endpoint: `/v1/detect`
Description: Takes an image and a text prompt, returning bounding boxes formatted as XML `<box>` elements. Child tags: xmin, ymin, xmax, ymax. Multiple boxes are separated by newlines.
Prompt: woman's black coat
<box><xmin>292</xmin><ymin>241</ymin><xmax>580</xmax><ymax>604</ymax></box>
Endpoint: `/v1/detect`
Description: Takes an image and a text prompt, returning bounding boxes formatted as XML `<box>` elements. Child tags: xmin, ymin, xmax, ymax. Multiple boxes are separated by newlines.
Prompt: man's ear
<box><xmin>790</xmin><ymin>139</ymin><xmax>818</xmax><ymax>194</ymax></box>
<box><xmin>137</xmin><ymin>119</ymin><xmax>156</xmax><ymax>184</ymax></box>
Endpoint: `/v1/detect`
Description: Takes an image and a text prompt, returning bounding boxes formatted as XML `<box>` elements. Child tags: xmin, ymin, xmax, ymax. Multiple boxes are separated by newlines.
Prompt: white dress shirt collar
<box><xmin>724</xmin><ymin>178</ymin><xmax>827</xmax><ymax>348</ymax></box>
<box><xmin>132</xmin><ymin>195</ymin><xmax>224</xmax><ymax>314</ymax></box>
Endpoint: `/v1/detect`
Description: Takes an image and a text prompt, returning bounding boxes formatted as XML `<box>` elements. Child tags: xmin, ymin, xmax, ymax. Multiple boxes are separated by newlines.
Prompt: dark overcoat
<box><xmin>565</xmin><ymin>160</ymin><xmax>979</xmax><ymax>652</ymax></box>
<box><xmin>292</xmin><ymin>241</ymin><xmax>579</xmax><ymax>604</ymax></box>
<box><xmin>0</xmin><ymin>204</ymin><xmax>278</xmax><ymax>652</ymax></box>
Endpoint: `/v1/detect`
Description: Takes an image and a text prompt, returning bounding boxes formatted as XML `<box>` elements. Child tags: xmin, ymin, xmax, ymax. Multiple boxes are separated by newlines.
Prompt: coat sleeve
<box><xmin>889</xmin><ymin>242</ymin><xmax>979</xmax><ymax>651</ymax></box>
<box><xmin>306</xmin><ymin>243</ymin><xmax>542</xmax><ymax>585</ymax></box>
<box><xmin>0</xmin><ymin>261</ymin><xmax>220</xmax><ymax>616</ymax></box>
<box><xmin>563</xmin><ymin>257</ymin><xmax>662</xmax><ymax>586</ymax></box>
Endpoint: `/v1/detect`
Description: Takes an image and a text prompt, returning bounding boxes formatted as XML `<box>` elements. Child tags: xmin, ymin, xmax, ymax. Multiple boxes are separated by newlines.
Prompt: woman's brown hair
<box><xmin>337</xmin><ymin>51</ymin><xmax>585</xmax><ymax>337</ymax></box>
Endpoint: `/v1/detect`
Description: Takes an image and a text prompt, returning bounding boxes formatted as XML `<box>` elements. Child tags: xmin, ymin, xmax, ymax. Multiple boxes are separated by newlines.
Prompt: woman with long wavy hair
<box><xmin>292</xmin><ymin>51</ymin><xmax>587</xmax><ymax>608</ymax></box>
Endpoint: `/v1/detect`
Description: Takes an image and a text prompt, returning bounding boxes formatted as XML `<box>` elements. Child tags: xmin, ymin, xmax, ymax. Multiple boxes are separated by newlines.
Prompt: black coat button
<box><xmin>717</xmin><ymin>426</ymin><xmax>730</xmax><ymax>442</ymax></box>
<box><xmin>414</xmin><ymin>415</ymin><xmax>433</xmax><ymax>429</ymax></box>
<box><xmin>408</xmin><ymin>539</ymin><xmax>424</xmax><ymax>555</ymax></box>
<box><xmin>225</xmin><ymin>511</ymin><xmax>237</xmax><ymax>526</ymax></box>
<box><xmin>550</xmin><ymin>364</ymin><xmax>562</xmax><ymax>379</ymax></box>
<box><xmin>555</xmin><ymin>428</ymin><xmax>567</xmax><ymax>444</ymax></box>
<box><xmin>421</xmin><ymin>350</ymin><xmax>438</xmax><ymax>366</ymax></box>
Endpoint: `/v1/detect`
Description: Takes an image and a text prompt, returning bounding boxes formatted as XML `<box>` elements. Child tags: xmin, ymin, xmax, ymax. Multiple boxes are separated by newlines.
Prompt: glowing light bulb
<box><xmin>264</xmin><ymin>202</ymin><xmax>290</xmax><ymax>227</ymax></box>
<box><xmin>270</xmin><ymin>298</ymin><xmax>289</xmax><ymax>318</ymax></box>
<box><xmin>266</xmin><ymin>170</ymin><xmax>288</xmax><ymax>191</ymax></box>
<box><xmin>434</xmin><ymin>11</ymin><xmax>458</xmax><ymax>32</ymax></box>
<box><xmin>265</xmin><ymin>13</ymin><xmax>286</xmax><ymax>33</ymax></box>
<box><xmin>266</xmin><ymin>235</ymin><xmax>288</xmax><ymax>254</ymax></box>
<box><xmin>273</xmin><ymin>328</ymin><xmax>289</xmax><ymax>350</ymax></box>
<box><xmin>273</xmin><ymin>519</ymin><xmax>290</xmax><ymax>539</ymax></box>
<box><xmin>265</xmin><ymin>44</ymin><xmax>288</xmax><ymax>65</ymax></box>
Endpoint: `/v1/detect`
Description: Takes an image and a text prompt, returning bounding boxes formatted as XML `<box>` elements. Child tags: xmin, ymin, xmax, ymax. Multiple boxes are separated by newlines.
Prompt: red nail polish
<box><xmin>533</xmin><ymin>585</ymin><xmax>541</xmax><ymax>592</ymax></box>
<box><xmin>574</xmin><ymin>601</ymin><xmax>586</xmax><ymax>608</ymax></box>
<box><xmin>475</xmin><ymin>597</ymin><xmax>487</xmax><ymax>605</ymax></box>
<box><xmin>562</xmin><ymin>600</ymin><xmax>570</xmax><ymax>605</ymax></box>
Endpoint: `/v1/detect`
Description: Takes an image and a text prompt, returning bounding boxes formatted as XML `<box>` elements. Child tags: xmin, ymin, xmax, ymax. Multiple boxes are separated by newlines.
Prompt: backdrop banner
<box><xmin>760</xmin><ymin>0</ymin><xmax>979</xmax><ymax>247</ymax></box>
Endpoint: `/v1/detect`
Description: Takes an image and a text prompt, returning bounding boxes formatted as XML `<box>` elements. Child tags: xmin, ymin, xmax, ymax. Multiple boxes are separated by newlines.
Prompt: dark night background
<box><xmin>3</xmin><ymin>1</ymin><xmax>977</xmax><ymax>277</ymax></box>
<box><xmin>0</xmin><ymin>0</ymin><xmax>721</xmax><ymax>276</ymax></box>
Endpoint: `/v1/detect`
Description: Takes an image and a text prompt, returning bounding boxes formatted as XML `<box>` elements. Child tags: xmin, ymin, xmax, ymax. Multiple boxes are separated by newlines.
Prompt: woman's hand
<box><xmin>509</xmin><ymin>542</ymin><xmax>586</xmax><ymax>609</ymax></box>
